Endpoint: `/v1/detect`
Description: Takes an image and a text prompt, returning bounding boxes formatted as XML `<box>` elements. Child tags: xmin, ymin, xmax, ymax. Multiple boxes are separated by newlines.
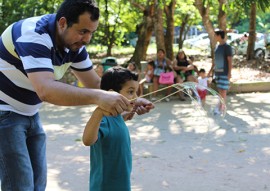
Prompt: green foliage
<box><xmin>174</xmin><ymin>0</ymin><xmax>201</xmax><ymax>25</ymax></box>
<box><xmin>0</xmin><ymin>0</ymin><xmax>269</xmax><ymax>54</ymax></box>
<box><xmin>232</xmin><ymin>11</ymin><xmax>270</xmax><ymax>33</ymax></box>
<box><xmin>233</xmin><ymin>0</ymin><xmax>270</xmax><ymax>12</ymax></box>
<box><xmin>86</xmin><ymin>44</ymin><xmax>135</xmax><ymax>56</ymax></box>
<box><xmin>93</xmin><ymin>0</ymin><xmax>142</xmax><ymax>48</ymax></box>
<box><xmin>0</xmin><ymin>0</ymin><xmax>62</xmax><ymax>34</ymax></box>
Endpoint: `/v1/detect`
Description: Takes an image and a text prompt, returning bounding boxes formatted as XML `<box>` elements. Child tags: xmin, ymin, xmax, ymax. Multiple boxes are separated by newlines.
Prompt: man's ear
<box><xmin>58</xmin><ymin>17</ymin><xmax>67</xmax><ymax>31</ymax></box>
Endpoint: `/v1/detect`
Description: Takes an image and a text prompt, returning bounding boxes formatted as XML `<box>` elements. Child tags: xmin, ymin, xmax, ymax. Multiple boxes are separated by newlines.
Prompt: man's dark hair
<box><xmin>215</xmin><ymin>29</ymin><xmax>225</xmax><ymax>39</ymax></box>
<box><xmin>101</xmin><ymin>66</ymin><xmax>138</xmax><ymax>92</ymax></box>
<box><xmin>56</xmin><ymin>0</ymin><xmax>99</xmax><ymax>27</ymax></box>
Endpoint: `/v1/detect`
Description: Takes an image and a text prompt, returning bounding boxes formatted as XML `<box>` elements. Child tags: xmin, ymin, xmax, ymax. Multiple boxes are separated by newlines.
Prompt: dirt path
<box><xmin>42</xmin><ymin>92</ymin><xmax>270</xmax><ymax>191</ymax></box>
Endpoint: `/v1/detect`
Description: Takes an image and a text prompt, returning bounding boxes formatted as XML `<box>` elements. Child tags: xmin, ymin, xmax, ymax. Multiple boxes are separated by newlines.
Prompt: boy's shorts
<box><xmin>215</xmin><ymin>75</ymin><xmax>230</xmax><ymax>90</ymax></box>
<box><xmin>198</xmin><ymin>89</ymin><xmax>207</xmax><ymax>100</ymax></box>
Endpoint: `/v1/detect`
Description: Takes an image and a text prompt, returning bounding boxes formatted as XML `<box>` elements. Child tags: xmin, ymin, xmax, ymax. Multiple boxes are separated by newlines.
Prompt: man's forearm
<box><xmin>38</xmin><ymin>80</ymin><xmax>102</xmax><ymax>106</ymax></box>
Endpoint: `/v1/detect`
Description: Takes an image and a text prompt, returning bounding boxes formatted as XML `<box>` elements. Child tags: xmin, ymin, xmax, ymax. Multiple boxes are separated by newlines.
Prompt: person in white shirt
<box><xmin>197</xmin><ymin>68</ymin><xmax>210</xmax><ymax>106</ymax></box>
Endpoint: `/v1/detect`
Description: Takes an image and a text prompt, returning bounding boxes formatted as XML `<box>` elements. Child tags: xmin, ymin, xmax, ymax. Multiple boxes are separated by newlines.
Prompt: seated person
<box><xmin>151</xmin><ymin>49</ymin><xmax>173</xmax><ymax>102</ymax></box>
<box><xmin>139</xmin><ymin>60</ymin><xmax>155</xmax><ymax>96</ymax></box>
<box><xmin>173</xmin><ymin>50</ymin><xmax>197</xmax><ymax>100</ymax></box>
<box><xmin>127</xmin><ymin>62</ymin><xmax>137</xmax><ymax>71</ymax></box>
<box><xmin>173</xmin><ymin>50</ymin><xmax>197</xmax><ymax>83</ymax></box>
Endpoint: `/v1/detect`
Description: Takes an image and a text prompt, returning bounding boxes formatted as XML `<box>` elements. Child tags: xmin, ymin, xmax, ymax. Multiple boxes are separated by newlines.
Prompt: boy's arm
<box><xmin>82</xmin><ymin>107</ymin><xmax>108</xmax><ymax>146</ymax></box>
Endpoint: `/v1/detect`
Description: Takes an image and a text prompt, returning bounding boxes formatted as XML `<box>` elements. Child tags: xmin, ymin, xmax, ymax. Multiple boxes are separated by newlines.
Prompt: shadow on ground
<box><xmin>41</xmin><ymin>92</ymin><xmax>270</xmax><ymax>191</ymax></box>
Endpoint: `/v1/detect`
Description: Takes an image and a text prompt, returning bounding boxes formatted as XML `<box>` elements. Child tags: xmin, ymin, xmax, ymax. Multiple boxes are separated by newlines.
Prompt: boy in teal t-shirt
<box><xmin>82</xmin><ymin>66</ymin><xmax>154</xmax><ymax>191</ymax></box>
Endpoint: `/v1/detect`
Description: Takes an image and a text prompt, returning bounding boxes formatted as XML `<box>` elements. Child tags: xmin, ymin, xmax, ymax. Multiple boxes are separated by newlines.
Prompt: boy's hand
<box><xmin>131</xmin><ymin>97</ymin><xmax>155</xmax><ymax>115</ymax></box>
<box><xmin>123</xmin><ymin>98</ymin><xmax>155</xmax><ymax>121</ymax></box>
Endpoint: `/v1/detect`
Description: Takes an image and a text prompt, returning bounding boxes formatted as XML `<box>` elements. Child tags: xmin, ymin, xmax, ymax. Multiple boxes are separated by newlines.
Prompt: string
<box><xmin>151</xmin><ymin>88</ymin><xmax>183</xmax><ymax>103</ymax></box>
<box><xmin>129</xmin><ymin>82</ymin><xmax>227</xmax><ymax>140</ymax></box>
<box><xmin>134</xmin><ymin>83</ymin><xmax>177</xmax><ymax>100</ymax></box>
<box><xmin>130</xmin><ymin>81</ymin><xmax>226</xmax><ymax>117</ymax></box>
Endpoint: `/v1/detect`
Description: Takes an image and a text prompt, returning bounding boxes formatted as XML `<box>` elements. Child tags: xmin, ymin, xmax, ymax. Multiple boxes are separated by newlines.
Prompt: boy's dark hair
<box><xmin>199</xmin><ymin>68</ymin><xmax>206</xmax><ymax>73</ymax></box>
<box><xmin>56</xmin><ymin>0</ymin><xmax>99</xmax><ymax>28</ymax></box>
<box><xmin>215</xmin><ymin>29</ymin><xmax>225</xmax><ymax>39</ymax></box>
<box><xmin>101</xmin><ymin>66</ymin><xmax>138</xmax><ymax>92</ymax></box>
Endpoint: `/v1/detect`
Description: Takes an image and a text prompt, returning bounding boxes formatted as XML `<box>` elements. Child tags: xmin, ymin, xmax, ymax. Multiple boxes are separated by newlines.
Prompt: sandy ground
<box><xmin>39</xmin><ymin>92</ymin><xmax>270</xmax><ymax>191</ymax></box>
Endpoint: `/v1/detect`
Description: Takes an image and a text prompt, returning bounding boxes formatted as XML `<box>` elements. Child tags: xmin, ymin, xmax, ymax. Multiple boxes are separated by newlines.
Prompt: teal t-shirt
<box><xmin>90</xmin><ymin>115</ymin><xmax>132</xmax><ymax>191</ymax></box>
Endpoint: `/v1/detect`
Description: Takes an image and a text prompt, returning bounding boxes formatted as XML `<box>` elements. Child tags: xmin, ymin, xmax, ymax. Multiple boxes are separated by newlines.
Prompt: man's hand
<box><xmin>96</xmin><ymin>91</ymin><xmax>131</xmax><ymax>116</ymax></box>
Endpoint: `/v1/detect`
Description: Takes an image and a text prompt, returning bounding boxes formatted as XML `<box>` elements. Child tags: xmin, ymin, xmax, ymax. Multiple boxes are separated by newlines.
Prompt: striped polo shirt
<box><xmin>0</xmin><ymin>14</ymin><xmax>93</xmax><ymax>116</ymax></box>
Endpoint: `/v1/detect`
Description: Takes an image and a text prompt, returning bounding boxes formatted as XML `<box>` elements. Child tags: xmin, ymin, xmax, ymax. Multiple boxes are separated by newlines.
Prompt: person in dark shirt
<box><xmin>208</xmin><ymin>29</ymin><xmax>233</xmax><ymax>115</ymax></box>
<box><xmin>173</xmin><ymin>50</ymin><xmax>197</xmax><ymax>100</ymax></box>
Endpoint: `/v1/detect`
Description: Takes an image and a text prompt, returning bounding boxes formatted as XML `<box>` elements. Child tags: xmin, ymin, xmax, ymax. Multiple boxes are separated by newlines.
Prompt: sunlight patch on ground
<box><xmin>47</xmin><ymin>169</ymin><xmax>67</xmax><ymax>191</ymax></box>
<box><xmin>44</xmin><ymin>124</ymin><xmax>64</xmax><ymax>131</ymax></box>
<box><xmin>252</xmin><ymin>128</ymin><xmax>270</xmax><ymax>135</ymax></box>
<box><xmin>168</xmin><ymin>120</ymin><xmax>182</xmax><ymax>134</ymax></box>
<box><xmin>202</xmin><ymin>148</ymin><xmax>212</xmax><ymax>153</ymax></box>
<box><xmin>131</xmin><ymin>185</ymin><xmax>142</xmax><ymax>191</ymax></box>
<box><xmin>44</xmin><ymin>124</ymin><xmax>82</xmax><ymax>135</ymax></box>
<box><xmin>71</xmin><ymin>156</ymin><xmax>89</xmax><ymax>163</ymax></box>
<box><xmin>213</xmin><ymin>129</ymin><xmax>227</xmax><ymax>138</ymax></box>
<box><xmin>262</xmin><ymin>147</ymin><xmax>270</xmax><ymax>156</ymax></box>
<box><xmin>130</xmin><ymin>125</ymin><xmax>160</xmax><ymax>140</ymax></box>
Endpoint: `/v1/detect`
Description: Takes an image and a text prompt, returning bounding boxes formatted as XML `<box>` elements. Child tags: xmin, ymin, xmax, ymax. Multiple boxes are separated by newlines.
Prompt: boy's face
<box><xmin>119</xmin><ymin>80</ymin><xmax>139</xmax><ymax>111</ymax></box>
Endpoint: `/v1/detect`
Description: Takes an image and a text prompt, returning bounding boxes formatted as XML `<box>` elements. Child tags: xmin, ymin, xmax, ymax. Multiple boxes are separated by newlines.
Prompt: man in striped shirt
<box><xmin>0</xmin><ymin>0</ymin><xmax>153</xmax><ymax>190</ymax></box>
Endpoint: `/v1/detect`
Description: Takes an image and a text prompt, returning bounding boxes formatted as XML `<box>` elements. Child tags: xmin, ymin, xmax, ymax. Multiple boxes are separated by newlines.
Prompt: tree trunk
<box><xmin>178</xmin><ymin>15</ymin><xmax>190</xmax><ymax>50</ymax></box>
<box><xmin>194</xmin><ymin>0</ymin><xmax>216</xmax><ymax>59</ymax></box>
<box><xmin>164</xmin><ymin>0</ymin><xmax>176</xmax><ymax>60</ymax></box>
<box><xmin>129</xmin><ymin>3</ymin><xmax>155</xmax><ymax>67</ymax></box>
<box><xmin>104</xmin><ymin>0</ymin><xmax>111</xmax><ymax>56</ymax></box>
<box><xmin>246</xmin><ymin>2</ymin><xmax>256</xmax><ymax>60</ymax></box>
<box><xmin>107</xmin><ymin>43</ymin><xmax>113</xmax><ymax>56</ymax></box>
<box><xmin>154</xmin><ymin>1</ymin><xmax>165</xmax><ymax>52</ymax></box>
<box><xmin>218</xmin><ymin>0</ymin><xmax>227</xmax><ymax>31</ymax></box>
